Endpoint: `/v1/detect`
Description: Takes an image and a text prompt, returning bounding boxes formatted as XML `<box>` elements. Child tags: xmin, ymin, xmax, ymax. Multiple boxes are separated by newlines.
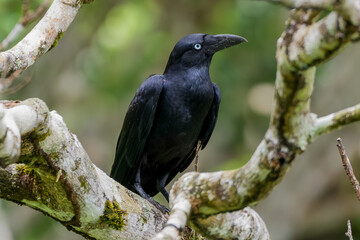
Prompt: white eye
<box><xmin>194</xmin><ymin>43</ymin><xmax>202</xmax><ymax>50</ymax></box>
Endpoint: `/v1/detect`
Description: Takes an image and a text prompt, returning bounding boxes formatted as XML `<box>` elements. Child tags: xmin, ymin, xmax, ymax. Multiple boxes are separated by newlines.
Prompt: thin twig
<box><xmin>0</xmin><ymin>69</ymin><xmax>25</xmax><ymax>92</ymax></box>
<box><xmin>336</xmin><ymin>138</ymin><xmax>360</xmax><ymax>201</ymax></box>
<box><xmin>0</xmin><ymin>0</ymin><xmax>50</xmax><ymax>94</ymax></box>
<box><xmin>21</xmin><ymin>0</ymin><xmax>51</xmax><ymax>26</ymax></box>
<box><xmin>194</xmin><ymin>140</ymin><xmax>201</xmax><ymax>172</ymax></box>
<box><xmin>314</xmin><ymin>104</ymin><xmax>360</xmax><ymax>138</ymax></box>
<box><xmin>56</xmin><ymin>170</ymin><xmax>62</xmax><ymax>183</ymax></box>
<box><xmin>345</xmin><ymin>219</ymin><xmax>354</xmax><ymax>240</ymax></box>
<box><xmin>0</xmin><ymin>70</ymin><xmax>32</xmax><ymax>95</ymax></box>
<box><xmin>22</xmin><ymin>0</ymin><xmax>30</xmax><ymax>18</ymax></box>
<box><xmin>0</xmin><ymin>0</ymin><xmax>51</xmax><ymax>51</ymax></box>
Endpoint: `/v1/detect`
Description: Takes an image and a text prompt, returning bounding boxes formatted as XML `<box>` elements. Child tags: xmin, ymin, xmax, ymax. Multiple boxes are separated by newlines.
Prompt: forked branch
<box><xmin>154</xmin><ymin>1</ymin><xmax>360</xmax><ymax>239</ymax></box>
<box><xmin>1</xmin><ymin>0</ymin><xmax>360</xmax><ymax>239</ymax></box>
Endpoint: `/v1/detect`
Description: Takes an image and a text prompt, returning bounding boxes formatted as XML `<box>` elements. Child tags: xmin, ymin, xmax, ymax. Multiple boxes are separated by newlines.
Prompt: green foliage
<box><xmin>14</xmin><ymin>163</ymin><xmax>74</xmax><ymax>220</ymax></box>
<box><xmin>0</xmin><ymin>1</ymin><xmax>21</xmax><ymax>39</ymax></box>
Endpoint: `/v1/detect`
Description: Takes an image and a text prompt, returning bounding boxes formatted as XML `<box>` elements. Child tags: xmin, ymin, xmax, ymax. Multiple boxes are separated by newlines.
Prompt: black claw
<box><xmin>154</xmin><ymin>202</ymin><xmax>170</xmax><ymax>214</ymax></box>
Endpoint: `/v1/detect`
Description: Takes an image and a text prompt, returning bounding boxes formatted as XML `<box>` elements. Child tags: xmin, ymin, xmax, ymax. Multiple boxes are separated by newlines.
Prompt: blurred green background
<box><xmin>1</xmin><ymin>0</ymin><xmax>360</xmax><ymax>239</ymax></box>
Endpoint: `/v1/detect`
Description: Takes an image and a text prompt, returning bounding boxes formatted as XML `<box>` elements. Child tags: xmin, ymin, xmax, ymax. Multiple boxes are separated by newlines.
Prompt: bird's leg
<box><xmin>194</xmin><ymin>140</ymin><xmax>202</xmax><ymax>172</ymax></box>
<box><xmin>133</xmin><ymin>167</ymin><xmax>170</xmax><ymax>214</ymax></box>
<box><xmin>156</xmin><ymin>172</ymin><xmax>170</xmax><ymax>202</ymax></box>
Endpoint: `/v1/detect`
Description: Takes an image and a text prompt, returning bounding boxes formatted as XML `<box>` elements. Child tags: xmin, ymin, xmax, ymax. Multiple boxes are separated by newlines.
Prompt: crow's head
<box><xmin>164</xmin><ymin>33</ymin><xmax>247</xmax><ymax>73</ymax></box>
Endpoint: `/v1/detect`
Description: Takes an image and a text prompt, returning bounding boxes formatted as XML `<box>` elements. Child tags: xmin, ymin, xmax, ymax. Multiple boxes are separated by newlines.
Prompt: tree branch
<box><xmin>260</xmin><ymin>0</ymin><xmax>335</xmax><ymax>9</ymax></box>
<box><xmin>0</xmin><ymin>98</ymin><xmax>171</xmax><ymax>240</ymax></box>
<box><xmin>190</xmin><ymin>207</ymin><xmax>270</xmax><ymax>240</ymax></box>
<box><xmin>346</xmin><ymin>219</ymin><xmax>354</xmax><ymax>240</ymax></box>
<box><xmin>21</xmin><ymin>0</ymin><xmax>51</xmax><ymax>26</ymax></box>
<box><xmin>2</xmin><ymin>1</ymin><xmax>360</xmax><ymax>239</ymax></box>
<box><xmin>155</xmin><ymin>2</ymin><xmax>360</xmax><ymax>239</ymax></box>
<box><xmin>313</xmin><ymin>104</ymin><xmax>360</xmax><ymax>138</ymax></box>
<box><xmin>0</xmin><ymin>0</ymin><xmax>52</xmax><ymax>51</ymax></box>
<box><xmin>0</xmin><ymin>0</ymin><xmax>87</xmax><ymax>92</ymax></box>
<box><xmin>277</xmin><ymin>12</ymin><xmax>355</xmax><ymax>71</ymax></box>
<box><xmin>260</xmin><ymin>0</ymin><xmax>360</xmax><ymax>27</ymax></box>
<box><xmin>336</xmin><ymin>138</ymin><xmax>360</xmax><ymax>201</ymax></box>
<box><xmin>152</xmin><ymin>199</ymin><xmax>270</xmax><ymax>240</ymax></box>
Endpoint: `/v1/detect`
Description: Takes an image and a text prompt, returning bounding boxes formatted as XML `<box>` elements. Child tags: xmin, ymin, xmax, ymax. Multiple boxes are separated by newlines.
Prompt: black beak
<box><xmin>205</xmin><ymin>34</ymin><xmax>247</xmax><ymax>54</ymax></box>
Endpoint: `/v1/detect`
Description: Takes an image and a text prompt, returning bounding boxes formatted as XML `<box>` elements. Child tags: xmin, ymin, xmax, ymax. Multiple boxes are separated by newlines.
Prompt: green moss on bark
<box><xmin>77</xmin><ymin>175</ymin><xmax>91</xmax><ymax>193</ymax></box>
<box><xmin>49</xmin><ymin>32</ymin><xmax>64</xmax><ymax>51</ymax></box>
<box><xmin>14</xmin><ymin>163</ymin><xmax>74</xmax><ymax>220</ymax></box>
<box><xmin>99</xmin><ymin>200</ymin><xmax>127</xmax><ymax>231</ymax></box>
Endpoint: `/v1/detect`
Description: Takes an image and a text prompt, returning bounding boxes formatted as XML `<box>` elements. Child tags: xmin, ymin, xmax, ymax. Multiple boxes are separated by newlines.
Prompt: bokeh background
<box><xmin>1</xmin><ymin>0</ymin><xmax>360</xmax><ymax>239</ymax></box>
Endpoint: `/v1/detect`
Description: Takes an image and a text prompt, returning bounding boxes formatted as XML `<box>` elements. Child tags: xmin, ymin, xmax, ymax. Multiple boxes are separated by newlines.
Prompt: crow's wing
<box><xmin>110</xmin><ymin>75</ymin><xmax>164</xmax><ymax>188</ymax></box>
<box><xmin>177</xmin><ymin>82</ymin><xmax>221</xmax><ymax>174</ymax></box>
<box><xmin>199</xmin><ymin>82</ymin><xmax>221</xmax><ymax>149</ymax></box>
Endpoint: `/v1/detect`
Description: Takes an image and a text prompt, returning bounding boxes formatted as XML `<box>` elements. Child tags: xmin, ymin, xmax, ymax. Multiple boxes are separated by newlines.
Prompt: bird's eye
<box><xmin>194</xmin><ymin>43</ymin><xmax>202</xmax><ymax>50</ymax></box>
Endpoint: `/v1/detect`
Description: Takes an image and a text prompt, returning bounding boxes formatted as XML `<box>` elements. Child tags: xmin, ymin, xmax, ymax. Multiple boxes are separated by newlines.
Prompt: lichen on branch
<box><xmin>0</xmin><ymin>98</ymin><xmax>168</xmax><ymax>240</ymax></box>
<box><xmin>2</xmin><ymin>1</ymin><xmax>360</xmax><ymax>240</ymax></box>
<box><xmin>154</xmin><ymin>3</ymin><xmax>360</xmax><ymax>240</ymax></box>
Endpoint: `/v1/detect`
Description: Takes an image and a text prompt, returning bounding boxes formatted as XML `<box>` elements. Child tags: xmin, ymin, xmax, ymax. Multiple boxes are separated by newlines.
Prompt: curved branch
<box><xmin>0</xmin><ymin>98</ymin><xmax>170</xmax><ymax>240</ymax></box>
<box><xmin>0</xmin><ymin>0</ymin><xmax>52</xmax><ymax>51</ymax></box>
<box><xmin>277</xmin><ymin>11</ymin><xmax>355</xmax><ymax>71</ymax></box>
<box><xmin>190</xmin><ymin>208</ymin><xmax>270</xmax><ymax>240</ymax></box>
<box><xmin>313</xmin><ymin>103</ymin><xmax>360</xmax><ymax>138</ymax></box>
<box><xmin>151</xmin><ymin>200</ymin><xmax>191</xmax><ymax>240</ymax></box>
<box><xmin>0</xmin><ymin>99</ymin><xmax>47</xmax><ymax>164</ymax></box>
<box><xmin>155</xmin><ymin>2</ymin><xmax>360</xmax><ymax>239</ymax></box>
<box><xmin>260</xmin><ymin>0</ymin><xmax>360</xmax><ymax>27</ymax></box>
<box><xmin>152</xmin><ymin>199</ymin><xmax>270</xmax><ymax>240</ymax></box>
<box><xmin>0</xmin><ymin>0</ymin><xmax>86</xmax><ymax>80</ymax></box>
<box><xmin>2</xmin><ymin>1</ymin><xmax>360</xmax><ymax>239</ymax></box>
<box><xmin>260</xmin><ymin>0</ymin><xmax>335</xmax><ymax>9</ymax></box>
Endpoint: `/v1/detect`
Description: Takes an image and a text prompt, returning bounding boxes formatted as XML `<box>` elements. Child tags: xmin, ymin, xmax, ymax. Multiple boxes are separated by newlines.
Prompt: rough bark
<box><xmin>154</xmin><ymin>3</ymin><xmax>360</xmax><ymax>240</ymax></box>
<box><xmin>0</xmin><ymin>98</ymin><xmax>168</xmax><ymax>240</ymax></box>
<box><xmin>1</xmin><ymin>0</ymin><xmax>360</xmax><ymax>240</ymax></box>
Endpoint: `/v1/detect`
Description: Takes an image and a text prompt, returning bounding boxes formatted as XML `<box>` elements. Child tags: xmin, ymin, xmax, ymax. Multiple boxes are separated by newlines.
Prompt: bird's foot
<box><xmin>155</xmin><ymin>203</ymin><xmax>170</xmax><ymax>214</ymax></box>
<box><xmin>147</xmin><ymin>197</ymin><xmax>170</xmax><ymax>214</ymax></box>
<box><xmin>132</xmin><ymin>181</ymin><xmax>170</xmax><ymax>214</ymax></box>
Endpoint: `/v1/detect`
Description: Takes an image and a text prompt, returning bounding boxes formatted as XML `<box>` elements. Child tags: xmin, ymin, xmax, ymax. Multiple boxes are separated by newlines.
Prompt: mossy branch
<box><xmin>313</xmin><ymin>104</ymin><xmax>360</xmax><ymax>138</ymax></box>
<box><xmin>153</xmin><ymin>2</ymin><xmax>360</xmax><ymax>240</ymax></box>
<box><xmin>2</xmin><ymin>1</ymin><xmax>360</xmax><ymax>240</ymax></box>
<box><xmin>0</xmin><ymin>98</ymin><xmax>171</xmax><ymax>240</ymax></box>
<box><xmin>259</xmin><ymin>0</ymin><xmax>360</xmax><ymax>27</ymax></box>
